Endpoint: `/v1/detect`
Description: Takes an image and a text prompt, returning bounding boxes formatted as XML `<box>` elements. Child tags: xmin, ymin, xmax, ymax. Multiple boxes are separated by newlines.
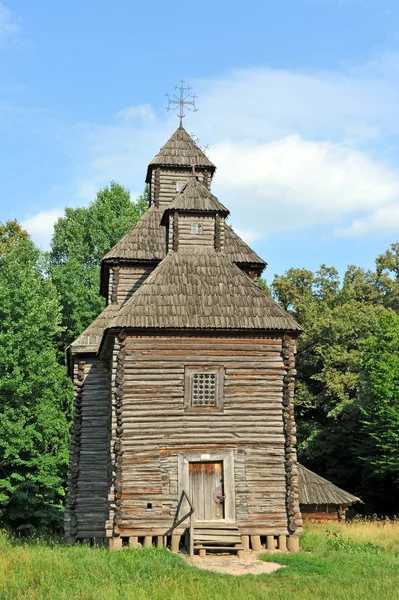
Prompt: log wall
<box><xmin>150</xmin><ymin>169</ymin><xmax>212</xmax><ymax>208</ymax></box>
<box><xmin>115</xmin><ymin>265</ymin><xmax>154</xmax><ymax>305</ymax></box>
<box><xmin>65</xmin><ymin>357</ymin><xmax>111</xmax><ymax>540</ymax></box>
<box><xmin>107</xmin><ymin>334</ymin><xmax>302</xmax><ymax>538</ymax></box>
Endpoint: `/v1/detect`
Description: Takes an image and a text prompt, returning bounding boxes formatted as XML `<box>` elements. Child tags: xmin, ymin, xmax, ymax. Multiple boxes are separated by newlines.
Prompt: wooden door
<box><xmin>189</xmin><ymin>461</ymin><xmax>225</xmax><ymax>521</ymax></box>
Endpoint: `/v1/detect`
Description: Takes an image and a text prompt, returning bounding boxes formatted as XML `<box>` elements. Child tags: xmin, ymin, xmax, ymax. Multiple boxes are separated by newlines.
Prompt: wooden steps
<box><xmin>193</xmin><ymin>523</ymin><xmax>243</xmax><ymax>556</ymax></box>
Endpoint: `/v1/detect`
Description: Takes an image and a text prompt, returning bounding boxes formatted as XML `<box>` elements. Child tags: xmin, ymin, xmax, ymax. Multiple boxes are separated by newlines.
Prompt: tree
<box><xmin>271</xmin><ymin>263</ymin><xmax>389</xmax><ymax>504</ymax></box>
<box><xmin>360</xmin><ymin>312</ymin><xmax>399</xmax><ymax>511</ymax></box>
<box><xmin>0</xmin><ymin>220</ymin><xmax>28</xmax><ymax>254</ymax></box>
<box><xmin>49</xmin><ymin>182</ymin><xmax>148</xmax><ymax>349</ymax></box>
<box><xmin>0</xmin><ymin>237</ymin><xmax>72</xmax><ymax>534</ymax></box>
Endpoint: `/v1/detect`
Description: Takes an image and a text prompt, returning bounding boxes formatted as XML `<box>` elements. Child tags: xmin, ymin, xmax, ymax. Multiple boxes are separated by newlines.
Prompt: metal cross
<box><xmin>166</xmin><ymin>79</ymin><xmax>198</xmax><ymax>127</ymax></box>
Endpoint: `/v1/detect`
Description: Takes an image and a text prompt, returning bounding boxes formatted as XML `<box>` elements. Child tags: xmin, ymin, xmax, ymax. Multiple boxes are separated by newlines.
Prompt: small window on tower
<box><xmin>184</xmin><ymin>366</ymin><xmax>224</xmax><ymax>411</ymax></box>
<box><xmin>176</xmin><ymin>181</ymin><xmax>184</xmax><ymax>192</ymax></box>
<box><xmin>191</xmin><ymin>222</ymin><xmax>203</xmax><ymax>235</ymax></box>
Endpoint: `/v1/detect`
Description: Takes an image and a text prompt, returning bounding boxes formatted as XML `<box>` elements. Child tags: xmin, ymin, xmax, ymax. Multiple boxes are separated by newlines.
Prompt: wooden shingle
<box><xmin>108</xmin><ymin>247</ymin><xmax>301</xmax><ymax>331</ymax></box>
<box><xmin>298</xmin><ymin>464</ymin><xmax>362</xmax><ymax>505</ymax></box>
<box><xmin>146</xmin><ymin>126</ymin><xmax>215</xmax><ymax>183</ymax></box>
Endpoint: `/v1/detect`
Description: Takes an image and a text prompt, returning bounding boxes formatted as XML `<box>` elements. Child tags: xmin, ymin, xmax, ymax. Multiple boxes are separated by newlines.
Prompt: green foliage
<box><xmin>271</xmin><ymin>260</ymin><xmax>396</xmax><ymax>508</ymax></box>
<box><xmin>360</xmin><ymin>312</ymin><xmax>399</xmax><ymax>479</ymax></box>
<box><xmin>0</xmin><ymin>219</ymin><xmax>29</xmax><ymax>254</ymax></box>
<box><xmin>0</xmin><ymin>238</ymin><xmax>72</xmax><ymax>534</ymax></box>
<box><xmin>1</xmin><ymin>524</ymin><xmax>399</xmax><ymax>600</ymax></box>
<box><xmin>49</xmin><ymin>182</ymin><xmax>148</xmax><ymax>349</ymax></box>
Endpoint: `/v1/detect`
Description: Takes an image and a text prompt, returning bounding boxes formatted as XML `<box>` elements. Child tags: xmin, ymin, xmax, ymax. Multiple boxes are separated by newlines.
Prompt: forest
<box><xmin>0</xmin><ymin>182</ymin><xmax>398</xmax><ymax>535</ymax></box>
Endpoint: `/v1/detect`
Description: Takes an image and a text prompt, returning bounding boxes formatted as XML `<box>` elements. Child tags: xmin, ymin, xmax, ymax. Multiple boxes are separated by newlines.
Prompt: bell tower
<box><xmin>146</xmin><ymin>81</ymin><xmax>216</xmax><ymax>208</ymax></box>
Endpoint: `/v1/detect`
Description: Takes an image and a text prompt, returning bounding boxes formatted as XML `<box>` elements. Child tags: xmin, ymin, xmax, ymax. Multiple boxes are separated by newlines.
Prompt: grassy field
<box><xmin>1</xmin><ymin>521</ymin><xmax>398</xmax><ymax>600</ymax></box>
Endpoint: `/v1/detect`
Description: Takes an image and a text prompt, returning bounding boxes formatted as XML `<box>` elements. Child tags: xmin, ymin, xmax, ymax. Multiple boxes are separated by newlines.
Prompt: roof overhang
<box><xmin>98</xmin><ymin>326</ymin><xmax>302</xmax><ymax>360</ymax></box>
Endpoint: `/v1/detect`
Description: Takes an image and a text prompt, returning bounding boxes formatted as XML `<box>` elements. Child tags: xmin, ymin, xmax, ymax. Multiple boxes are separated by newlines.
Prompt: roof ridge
<box><xmin>106</xmin><ymin>248</ymin><xmax>301</xmax><ymax>332</ymax></box>
<box><xmin>166</xmin><ymin>176</ymin><xmax>229</xmax><ymax>215</ymax></box>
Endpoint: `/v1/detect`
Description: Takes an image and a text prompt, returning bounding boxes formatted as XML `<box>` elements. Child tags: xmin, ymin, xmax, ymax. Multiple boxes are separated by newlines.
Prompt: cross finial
<box><xmin>165</xmin><ymin>79</ymin><xmax>198</xmax><ymax>127</ymax></box>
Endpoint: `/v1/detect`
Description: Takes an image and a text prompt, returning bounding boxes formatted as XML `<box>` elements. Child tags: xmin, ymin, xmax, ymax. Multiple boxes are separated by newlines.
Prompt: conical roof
<box><xmin>166</xmin><ymin>176</ymin><xmax>229</xmax><ymax>215</ymax></box>
<box><xmin>297</xmin><ymin>464</ymin><xmax>362</xmax><ymax>505</ymax></box>
<box><xmin>108</xmin><ymin>247</ymin><xmax>301</xmax><ymax>331</ymax></box>
<box><xmin>146</xmin><ymin>127</ymin><xmax>215</xmax><ymax>182</ymax></box>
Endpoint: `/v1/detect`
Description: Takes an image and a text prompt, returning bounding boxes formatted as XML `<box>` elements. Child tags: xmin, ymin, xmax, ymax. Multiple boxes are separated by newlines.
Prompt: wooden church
<box><xmin>65</xmin><ymin>121</ymin><xmax>303</xmax><ymax>555</ymax></box>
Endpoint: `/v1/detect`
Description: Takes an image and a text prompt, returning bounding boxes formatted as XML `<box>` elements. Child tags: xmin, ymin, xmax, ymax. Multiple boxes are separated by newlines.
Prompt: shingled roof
<box><xmin>165</xmin><ymin>176</ymin><xmax>229</xmax><ymax>215</ymax></box>
<box><xmin>224</xmin><ymin>225</ymin><xmax>265</xmax><ymax>267</ymax></box>
<box><xmin>298</xmin><ymin>464</ymin><xmax>362</xmax><ymax>506</ymax></box>
<box><xmin>70</xmin><ymin>304</ymin><xmax>120</xmax><ymax>353</ymax></box>
<box><xmin>101</xmin><ymin>205</ymin><xmax>265</xmax><ymax>268</ymax></box>
<box><xmin>108</xmin><ymin>247</ymin><xmax>301</xmax><ymax>331</ymax></box>
<box><xmin>146</xmin><ymin>126</ymin><xmax>215</xmax><ymax>182</ymax></box>
<box><xmin>102</xmin><ymin>206</ymin><xmax>165</xmax><ymax>263</ymax></box>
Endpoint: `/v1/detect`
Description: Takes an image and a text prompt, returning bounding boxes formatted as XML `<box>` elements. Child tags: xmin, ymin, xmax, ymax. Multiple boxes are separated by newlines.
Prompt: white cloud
<box><xmin>337</xmin><ymin>205</ymin><xmax>399</xmax><ymax>237</ymax></box>
<box><xmin>0</xmin><ymin>3</ymin><xmax>20</xmax><ymax>41</ymax></box>
<box><xmin>210</xmin><ymin>135</ymin><xmax>399</xmax><ymax>237</ymax></box>
<box><xmin>21</xmin><ymin>209</ymin><xmax>64</xmax><ymax>249</ymax></box>
<box><xmin>37</xmin><ymin>56</ymin><xmax>399</xmax><ymax>245</ymax></box>
<box><xmin>116</xmin><ymin>104</ymin><xmax>156</xmax><ymax>122</ymax></box>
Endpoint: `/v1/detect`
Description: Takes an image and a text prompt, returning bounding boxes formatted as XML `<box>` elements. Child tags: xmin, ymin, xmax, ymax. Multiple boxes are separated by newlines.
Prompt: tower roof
<box><xmin>107</xmin><ymin>247</ymin><xmax>301</xmax><ymax>332</ymax></box>
<box><xmin>165</xmin><ymin>176</ymin><xmax>229</xmax><ymax>216</ymax></box>
<box><xmin>146</xmin><ymin>127</ymin><xmax>215</xmax><ymax>182</ymax></box>
<box><xmin>102</xmin><ymin>206</ymin><xmax>165</xmax><ymax>263</ymax></box>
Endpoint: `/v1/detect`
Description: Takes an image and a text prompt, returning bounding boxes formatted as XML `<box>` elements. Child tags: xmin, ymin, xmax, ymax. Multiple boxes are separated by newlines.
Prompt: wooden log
<box><xmin>171</xmin><ymin>534</ymin><xmax>180</xmax><ymax>553</ymax></box>
<box><xmin>251</xmin><ymin>535</ymin><xmax>262</xmax><ymax>552</ymax></box>
<box><xmin>235</xmin><ymin>543</ymin><xmax>244</xmax><ymax>559</ymax></box>
<box><xmin>266</xmin><ymin>535</ymin><xmax>275</xmax><ymax>551</ymax></box>
<box><xmin>157</xmin><ymin>536</ymin><xmax>163</xmax><ymax>549</ymax></box>
<box><xmin>199</xmin><ymin>548</ymin><xmax>206</xmax><ymax>558</ymax></box>
<box><xmin>241</xmin><ymin>535</ymin><xmax>250</xmax><ymax>551</ymax></box>
<box><xmin>109</xmin><ymin>537</ymin><xmax>122</xmax><ymax>551</ymax></box>
<box><xmin>144</xmin><ymin>536</ymin><xmax>152</xmax><ymax>549</ymax></box>
<box><xmin>129</xmin><ymin>536</ymin><xmax>140</xmax><ymax>549</ymax></box>
<box><xmin>287</xmin><ymin>536</ymin><xmax>300</xmax><ymax>552</ymax></box>
<box><xmin>278</xmin><ymin>535</ymin><xmax>287</xmax><ymax>551</ymax></box>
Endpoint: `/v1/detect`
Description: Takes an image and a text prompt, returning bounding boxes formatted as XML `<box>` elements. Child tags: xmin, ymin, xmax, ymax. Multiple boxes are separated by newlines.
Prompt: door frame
<box><xmin>178</xmin><ymin>450</ymin><xmax>236</xmax><ymax>523</ymax></box>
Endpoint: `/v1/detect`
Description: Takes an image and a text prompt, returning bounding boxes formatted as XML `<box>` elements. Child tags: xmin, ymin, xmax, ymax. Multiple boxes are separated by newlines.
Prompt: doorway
<box><xmin>189</xmin><ymin>461</ymin><xmax>225</xmax><ymax>521</ymax></box>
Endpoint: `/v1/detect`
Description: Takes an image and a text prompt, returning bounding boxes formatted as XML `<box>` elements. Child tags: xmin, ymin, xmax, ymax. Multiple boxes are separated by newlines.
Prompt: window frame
<box><xmin>184</xmin><ymin>365</ymin><xmax>225</xmax><ymax>412</ymax></box>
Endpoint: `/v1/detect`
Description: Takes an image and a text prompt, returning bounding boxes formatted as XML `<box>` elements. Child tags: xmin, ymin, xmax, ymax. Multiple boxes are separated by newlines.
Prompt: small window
<box><xmin>191</xmin><ymin>222</ymin><xmax>203</xmax><ymax>235</ymax></box>
<box><xmin>176</xmin><ymin>181</ymin><xmax>184</xmax><ymax>192</ymax></box>
<box><xmin>184</xmin><ymin>366</ymin><xmax>224</xmax><ymax>411</ymax></box>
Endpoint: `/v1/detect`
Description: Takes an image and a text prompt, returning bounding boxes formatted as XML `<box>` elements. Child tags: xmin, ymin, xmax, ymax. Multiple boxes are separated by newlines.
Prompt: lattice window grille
<box><xmin>192</xmin><ymin>372</ymin><xmax>217</xmax><ymax>406</ymax></box>
<box><xmin>191</xmin><ymin>222</ymin><xmax>203</xmax><ymax>235</ymax></box>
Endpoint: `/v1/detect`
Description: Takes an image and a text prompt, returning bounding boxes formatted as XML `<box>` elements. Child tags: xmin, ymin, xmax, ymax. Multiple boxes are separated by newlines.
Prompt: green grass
<box><xmin>1</xmin><ymin>523</ymin><xmax>399</xmax><ymax>600</ymax></box>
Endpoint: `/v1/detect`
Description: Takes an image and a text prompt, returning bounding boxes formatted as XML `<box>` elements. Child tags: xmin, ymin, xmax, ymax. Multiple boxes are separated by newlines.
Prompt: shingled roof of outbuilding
<box><xmin>108</xmin><ymin>247</ymin><xmax>301</xmax><ymax>331</ymax></box>
<box><xmin>298</xmin><ymin>464</ymin><xmax>362</xmax><ymax>506</ymax></box>
<box><xmin>165</xmin><ymin>176</ymin><xmax>229</xmax><ymax>215</ymax></box>
<box><xmin>146</xmin><ymin>126</ymin><xmax>215</xmax><ymax>182</ymax></box>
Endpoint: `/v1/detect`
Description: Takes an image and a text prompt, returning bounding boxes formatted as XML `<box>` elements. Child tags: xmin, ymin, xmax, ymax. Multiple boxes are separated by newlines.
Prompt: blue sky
<box><xmin>2</xmin><ymin>0</ymin><xmax>399</xmax><ymax>280</ymax></box>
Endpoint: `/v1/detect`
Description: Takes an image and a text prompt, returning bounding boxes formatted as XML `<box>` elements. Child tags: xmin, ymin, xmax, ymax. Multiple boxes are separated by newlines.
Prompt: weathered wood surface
<box><xmin>65</xmin><ymin>358</ymin><xmax>110</xmax><ymax>540</ymax></box>
<box><xmin>116</xmin><ymin>266</ymin><xmax>154</xmax><ymax>305</ymax></box>
<box><xmin>107</xmin><ymin>334</ymin><xmax>301</xmax><ymax>537</ymax></box>
<box><xmin>151</xmin><ymin>169</ymin><xmax>209</xmax><ymax>209</ymax></box>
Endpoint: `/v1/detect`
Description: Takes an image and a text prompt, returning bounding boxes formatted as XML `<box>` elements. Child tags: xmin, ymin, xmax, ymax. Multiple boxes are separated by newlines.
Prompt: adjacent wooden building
<box><xmin>298</xmin><ymin>464</ymin><xmax>362</xmax><ymax>521</ymax></box>
<box><xmin>65</xmin><ymin>126</ymin><xmax>304</xmax><ymax>554</ymax></box>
